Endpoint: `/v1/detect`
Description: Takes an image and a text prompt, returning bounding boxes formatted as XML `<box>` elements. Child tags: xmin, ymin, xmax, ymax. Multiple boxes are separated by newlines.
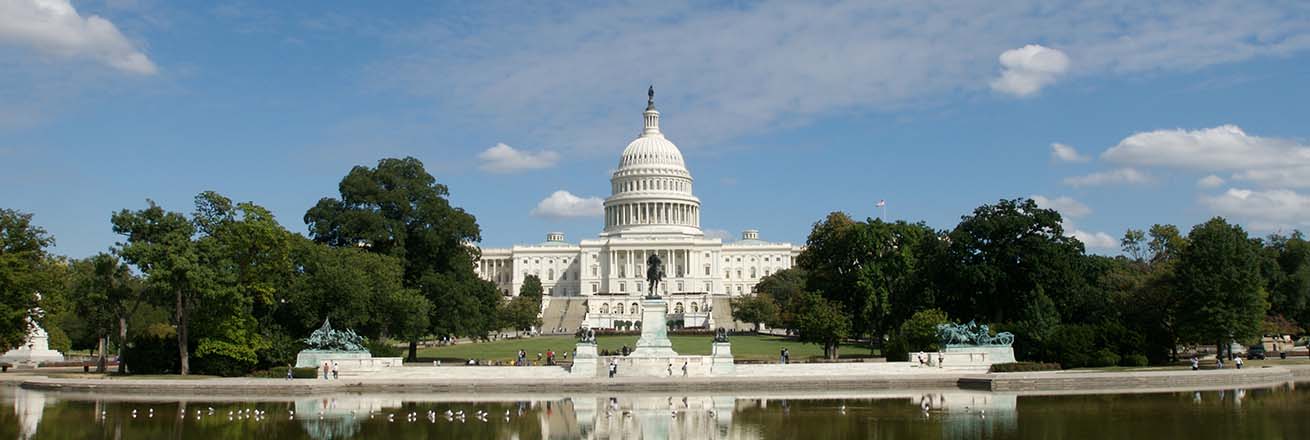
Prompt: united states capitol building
<box><xmin>476</xmin><ymin>90</ymin><xmax>802</xmax><ymax>331</ymax></box>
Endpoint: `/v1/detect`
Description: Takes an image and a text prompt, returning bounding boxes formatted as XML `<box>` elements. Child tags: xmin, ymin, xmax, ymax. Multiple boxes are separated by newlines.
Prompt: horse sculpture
<box><xmin>646</xmin><ymin>253</ymin><xmax>664</xmax><ymax>298</ymax></box>
<box><xmin>936</xmin><ymin>320</ymin><xmax>1015</xmax><ymax>347</ymax></box>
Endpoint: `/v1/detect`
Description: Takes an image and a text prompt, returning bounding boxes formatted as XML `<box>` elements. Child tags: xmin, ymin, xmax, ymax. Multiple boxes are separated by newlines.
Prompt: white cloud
<box><xmin>1200</xmin><ymin>188</ymin><xmax>1310</xmax><ymax>231</ymax></box>
<box><xmin>1062</xmin><ymin>168</ymin><xmax>1151</xmax><ymax>187</ymax></box>
<box><xmin>991</xmin><ymin>44</ymin><xmax>1070</xmax><ymax>97</ymax></box>
<box><xmin>703</xmin><ymin>229</ymin><xmax>733</xmax><ymax>242</ymax></box>
<box><xmin>1050</xmin><ymin>142</ymin><xmax>1088</xmax><ymax>163</ymax></box>
<box><xmin>1072</xmin><ymin>229</ymin><xmax>1119</xmax><ymax>250</ymax></box>
<box><xmin>530</xmin><ymin>190</ymin><xmax>603</xmax><ymax>219</ymax></box>
<box><xmin>1031</xmin><ymin>195</ymin><xmax>1091</xmax><ymax>218</ymax></box>
<box><xmin>0</xmin><ymin>0</ymin><xmax>157</xmax><ymax>74</ymax></box>
<box><xmin>1197</xmin><ymin>174</ymin><xmax>1225</xmax><ymax>188</ymax></box>
<box><xmin>1103</xmin><ymin>125</ymin><xmax>1309</xmax><ymax>171</ymax></box>
<box><xmin>477</xmin><ymin>143</ymin><xmax>560</xmax><ymax>173</ymax></box>
<box><xmin>378</xmin><ymin>1</ymin><xmax>1310</xmax><ymax>152</ymax></box>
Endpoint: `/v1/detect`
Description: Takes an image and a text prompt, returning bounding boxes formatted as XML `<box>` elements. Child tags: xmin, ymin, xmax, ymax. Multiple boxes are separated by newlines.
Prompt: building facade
<box><xmin>476</xmin><ymin>90</ymin><xmax>802</xmax><ymax>330</ymax></box>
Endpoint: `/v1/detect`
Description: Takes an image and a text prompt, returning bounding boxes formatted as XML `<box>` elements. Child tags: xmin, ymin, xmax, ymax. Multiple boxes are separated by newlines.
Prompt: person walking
<box><xmin>322</xmin><ymin>361</ymin><xmax>330</xmax><ymax>380</ymax></box>
<box><xmin>937</xmin><ymin>352</ymin><xmax>944</xmax><ymax>368</ymax></box>
<box><xmin>682</xmin><ymin>361</ymin><xmax>689</xmax><ymax>377</ymax></box>
<box><xmin>332</xmin><ymin>361</ymin><xmax>339</xmax><ymax>380</ymax></box>
<box><xmin>286</xmin><ymin>364</ymin><xmax>294</xmax><ymax>380</ymax></box>
<box><xmin>1191</xmin><ymin>356</ymin><xmax>1200</xmax><ymax>371</ymax></box>
<box><xmin>1235</xmin><ymin>355</ymin><xmax>1244</xmax><ymax>369</ymax></box>
<box><xmin>780</xmin><ymin>347</ymin><xmax>787</xmax><ymax>364</ymax></box>
<box><xmin>608</xmin><ymin>359</ymin><xmax>618</xmax><ymax>378</ymax></box>
<box><xmin>667</xmin><ymin>362</ymin><xmax>673</xmax><ymax>376</ymax></box>
<box><xmin>784</xmin><ymin>348</ymin><xmax>790</xmax><ymax>364</ymax></box>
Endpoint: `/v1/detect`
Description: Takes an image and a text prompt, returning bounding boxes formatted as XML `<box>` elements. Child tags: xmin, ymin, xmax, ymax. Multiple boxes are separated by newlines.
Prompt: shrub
<box><xmin>1089</xmin><ymin>348</ymin><xmax>1120</xmax><ymax>368</ymax></box>
<box><xmin>989</xmin><ymin>362</ymin><xmax>1062</xmax><ymax>373</ymax></box>
<box><xmin>124</xmin><ymin>324</ymin><xmax>179</xmax><ymax>374</ymax></box>
<box><xmin>1120</xmin><ymin>354</ymin><xmax>1149</xmax><ymax>367</ymax></box>
<box><xmin>1048</xmin><ymin>325</ymin><xmax>1096</xmax><ymax>369</ymax></box>
<box><xmin>367</xmin><ymin>338</ymin><xmax>403</xmax><ymax>358</ymax></box>
<box><xmin>194</xmin><ymin>340</ymin><xmax>259</xmax><ymax>377</ymax></box>
<box><xmin>258</xmin><ymin>331</ymin><xmax>302</xmax><ymax>369</ymax></box>
<box><xmin>268</xmin><ymin>366</ymin><xmax>319</xmax><ymax>379</ymax></box>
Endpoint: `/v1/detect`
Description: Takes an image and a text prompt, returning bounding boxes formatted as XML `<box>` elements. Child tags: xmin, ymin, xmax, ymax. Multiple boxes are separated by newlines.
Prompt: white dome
<box><xmin>600</xmin><ymin>89</ymin><xmax>703</xmax><ymax>238</ymax></box>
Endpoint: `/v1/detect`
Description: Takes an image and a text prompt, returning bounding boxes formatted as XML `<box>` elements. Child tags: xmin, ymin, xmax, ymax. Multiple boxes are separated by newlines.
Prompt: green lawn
<box><xmin>414</xmin><ymin>334</ymin><xmax>876</xmax><ymax>363</ymax></box>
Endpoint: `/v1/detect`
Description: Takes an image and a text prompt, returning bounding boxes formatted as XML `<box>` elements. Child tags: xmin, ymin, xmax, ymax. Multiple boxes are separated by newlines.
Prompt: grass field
<box><xmin>414</xmin><ymin>334</ymin><xmax>876</xmax><ymax>363</ymax></box>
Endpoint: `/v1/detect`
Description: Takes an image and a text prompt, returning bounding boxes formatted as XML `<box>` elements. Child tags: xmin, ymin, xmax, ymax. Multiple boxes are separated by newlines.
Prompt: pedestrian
<box><xmin>332</xmin><ymin>361</ymin><xmax>339</xmax><ymax>380</ymax></box>
<box><xmin>1191</xmin><ymin>356</ymin><xmax>1199</xmax><ymax>371</ymax></box>
<box><xmin>286</xmin><ymin>364</ymin><xmax>293</xmax><ymax>380</ymax></box>
<box><xmin>322</xmin><ymin>361</ymin><xmax>330</xmax><ymax>380</ymax></box>
<box><xmin>784</xmin><ymin>348</ymin><xmax>790</xmax><ymax>364</ymax></box>
<box><xmin>937</xmin><ymin>352</ymin><xmax>944</xmax><ymax>368</ymax></box>
<box><xmin>608</xmin><ymin>359</ymin><xmax>618</xmax><ymax>378</ymax></box>
<box><xmin>1216</xmin><ymin>356</ymin><xmax>1224</xmax><ymax>369</ymax></box>
<box><xmin>667</xmin><ymin>362</ymin><xmax>673</xmax><ymax>376</ymax></box>
<box><xmin>780</xmin><ymin>347</ymin><xmax>786</xmax><ymax>364</ymax></box>
<box><xmin>547</xmin><ymin>349</ymin><xmax>555</xmax><ymax>366</ymax></box>
<box><xmin>1235</xmin><ymin>356</ymin><xmax>1244</xmax><ymax>369</ymax></box>
<box><xmin>682</xmin><ymin>361</ymin><xmax>688</xmax><ymax>377</ymax></box>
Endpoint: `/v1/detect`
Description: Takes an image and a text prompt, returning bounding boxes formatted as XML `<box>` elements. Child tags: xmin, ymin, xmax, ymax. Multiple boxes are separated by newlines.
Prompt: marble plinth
<box><xmin>630</xmin><ymin>298</ymin><xmax>676</xmax><ymax>357</ymax></box>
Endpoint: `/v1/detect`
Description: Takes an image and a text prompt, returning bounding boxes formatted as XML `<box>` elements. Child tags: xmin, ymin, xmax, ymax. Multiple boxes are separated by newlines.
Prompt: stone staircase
<box><xmin>540</xmin><ymin>297</ymin><xmax>588</xmax><ymax>334</ymax></box>
<box><xmin>709</xmin><ymin>297</ymin><xmax>751</xmax><ymax>331</ymax></box>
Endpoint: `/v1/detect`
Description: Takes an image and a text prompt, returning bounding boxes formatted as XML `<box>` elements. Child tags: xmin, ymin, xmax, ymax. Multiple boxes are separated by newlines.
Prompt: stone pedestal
<box><xmin>631</xmin><ymin>298</ymin><xmax>677</xmax><ymax>357</ymax></box>
<box><xmin>711</xmin><ymin>342</ymin><xmax>735</xmax><ymax>375</ymax></box>
<box><xmin>572</xmin><ymin>343</ymin><xmax>599</xmax><ymax>376</ymax></box>
<box><xmin>295</xmin><ymin>350</ymin><xmax>373</xmax><ymax>368</ymax></box>
<box><xmin>936</xmin><ymin>346</ymin><xmax>1016</xmax><ymax>369</ymax></box>
<box><xmin>1</xmin><ymin>320</ymin><xmax>64</xmax><ymax>366</ymax></box>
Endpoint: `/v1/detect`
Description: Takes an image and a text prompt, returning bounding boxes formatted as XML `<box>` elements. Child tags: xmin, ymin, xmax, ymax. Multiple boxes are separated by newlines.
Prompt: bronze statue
<box><xmin>646</xmin><ymin>253</ymin><xmax>664</xmax><ymax>298</ymax></box>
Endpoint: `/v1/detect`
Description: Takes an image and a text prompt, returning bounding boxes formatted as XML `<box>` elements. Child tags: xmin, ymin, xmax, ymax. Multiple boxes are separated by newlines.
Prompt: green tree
<box><xmin>0</xmin><ymin>209</ymin><xmax>64</xmax><ymax>352</ymax></box>
<box><xmin>112</xmin><ymin>201</ymin><xmax>205</xmax><ymax>375</ymax></box>
<box><xmin>894</xmin><ymin>308</ymin><xmax>949</xmax><ymax>352</ymax></box>
<box><xmin>1147</xmin><ymin>224</ymin><xmax>1187</xmax><ymax>265</ymax></box>
<box><xmin>67</xmin><ymin>253</ymin><xmax>144</xmax><ymax>372</ymax></box>
<box><xmin>753</xmin><ymin>268</ymin><xmax>807</xmax><ymax>330</ymax></box>
<box><xmin>519</xmin><ymin>275</ymin><xmax>543</xmax><ymax>308</ymax></box>
<box><xmin>1264</xmin><ymin>233</ymin><xmax>1310</xmax><ymax>330</ymax></box>
<box><xmin>304</xmin><ymin>157</ymin><xmax>484</xmax><ymax>359</ymax></box>
<box><xmin>793</xmin><ymin>292</ymin><xmax>851</xmax><ymax>359</ymax></box>
<box><xmin>286</xmin><ymin>237</ymin><xmax>421</xmax><ymax>340</ymax></box>
<box><xmin>499</xmin><ymin>295</ymin><xmax>542</xmax><ymax>334</ymax></box>
<box><xmin>1121</xmin><ymin>229</ymin><xmax>1146</xmax><ymax>262</ymax></box>
<box><xmin>1176</xmin><ymin>218</ymin><xmax>1267</xmax><ymax>357</ymax></box>
<box><xmin>729</xmin><ymin>293</ymin><xmax>779</xmax><ymax>332</ymax></box>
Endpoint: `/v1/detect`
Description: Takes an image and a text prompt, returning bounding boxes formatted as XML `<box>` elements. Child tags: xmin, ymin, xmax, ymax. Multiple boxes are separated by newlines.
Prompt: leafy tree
<box><xmin>0</xmin><ymin>209</ymin><xmax>60</xmax><ymax>352</ymax></box>
<box><xmin>753</xmin><ymin>268</ymin><xmax>807</xmax><ymax>330</ymax></box>
<box><xmin>1147</xmin><ymin>224</ymin><xmax>1187</xmax><ymax>265</ymax></box>
<box><xmin>304</xmin><ymin>157</ymin><xmax>484</xmax><ymax>359</ymax></box>
<box><xmin>730</xmin><ymin>293</ymin><xmax>778</xmax><ymax>332</ymax></box>
<box><xmin>1264</xmin><ymin>233</ymin><xmax>1310</xmax><ymax>330</ymax></box>
<box><xmin>793</xmin><ymin>292</ymin><xmax>851</xmax><ymax>359</ymax></box>
<box><xmin>112</xmin><ymin>201</ymin><xmax>206</xmax><ymax>375</ymax></box>
<box><xmin>895</xmin><ymin>308</ymin><xmax>949</xmax><ymax>352</ymax></box>
<box><xmin>499</xmin><ymin>295</ymin><xmax>541</xmax><ymax>334</ymax></box>
<box><xmin>1121</xmin><ymin>229</ymin><xmax>1146</xmax><ymax>262</ymax></box>
<box><xmin>68</xmin><ymin>253</ymin><xmax>144</xmax><ymax>373</ymax></box>
<box><xmin>519</xmin><ymin>275</ymin><xmax>543</xmax><ymax>304</ymax></box>
<box><xmin>286</xmin><ymin>237</ymin><xmax>420</xmax><ymax>339</ymax></box>
<box><xmin>1176</xmin><ymin>218</ymin><xmax>1267</xmax><ymax>357</ymax></box>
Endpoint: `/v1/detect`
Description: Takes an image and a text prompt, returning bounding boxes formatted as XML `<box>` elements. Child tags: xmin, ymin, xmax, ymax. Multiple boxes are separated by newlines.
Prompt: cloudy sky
<box><xmin>3</xmin><ymin>0</ymin><xmax>1310</xmax><ymax>258</ymax></box>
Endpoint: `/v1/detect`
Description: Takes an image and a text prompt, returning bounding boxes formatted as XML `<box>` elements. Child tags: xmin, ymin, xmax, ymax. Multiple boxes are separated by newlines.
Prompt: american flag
<box><xmin>876</xmin><ymin>200</ymin><xmax>886</xmax><ymax>208</ymax></box>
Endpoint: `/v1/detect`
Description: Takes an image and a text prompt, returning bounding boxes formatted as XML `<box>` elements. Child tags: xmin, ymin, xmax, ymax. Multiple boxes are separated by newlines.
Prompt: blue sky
<box><xmin>3</xmin><ymin>0</ymin><xmax>1310</xmax><ymax>259</ymax></box>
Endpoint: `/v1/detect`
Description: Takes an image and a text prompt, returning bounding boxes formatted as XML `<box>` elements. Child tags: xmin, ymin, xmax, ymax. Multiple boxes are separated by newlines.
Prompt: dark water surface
<box><xmin>3</xmin><ymin>383</ymin><xmax>1307</xmax><ymax>439</ymax></box>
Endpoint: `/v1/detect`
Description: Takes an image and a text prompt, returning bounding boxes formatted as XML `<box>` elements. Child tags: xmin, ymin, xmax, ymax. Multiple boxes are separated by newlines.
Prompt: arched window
<box><xmin>691</xmin><ymin>302</ymin><xmax>699</xmax><ymax>313</ymax></box>
<box><xmin>548</xmin><ymin>269</ymin><xmax>555</xmax><ymax>280</ymax></box>
<box><xmin>750</xmin><ymin>267</ymin><xmax>756</xmax><ymax>278</ymax></box>
<box><xmin>630</xmin><ymin>302</ymin><xmax>639</xmax><ymax>314</ymax></box>
<box><xmin>705</xmin><ymin>265</ymin><xmax>711</xmax><ymax>276</ymax></box>
<box><xmin>600</xmin><ymin>303</ymin><xmax>609</xmax><ymax>314</ymax></box>
<box><xmin>616</xmin><ymin>303</ymin><xmax>625</xmax><ymax>314</ymax></box>
<box><xmin>674</xmin><ymin>302</ymin><xmax>684</xmax><ymax>313</ymax></box>
<box><xmin>736</xmin><ymin>285</ymin><xmax>742</xmax><ymax>294</ymax></box>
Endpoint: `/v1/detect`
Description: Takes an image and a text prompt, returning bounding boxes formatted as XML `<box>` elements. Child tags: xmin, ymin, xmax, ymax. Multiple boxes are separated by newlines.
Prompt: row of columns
<box><xmin>606</xmin><ymin>202</ymin><xmax>699</xmax><ymax>228</ymax></box>
<box><xmin>479</xmin><ymin>258</ymin><xmax>510</xmax><ymax>284</ymax></box>
<box><xmin>608</xmin><ymin>248</ymin><xmax>701</xmax><ymax>292</ymax></box>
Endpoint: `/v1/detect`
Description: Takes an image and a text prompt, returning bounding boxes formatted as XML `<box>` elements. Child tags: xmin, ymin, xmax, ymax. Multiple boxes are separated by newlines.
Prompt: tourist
<box><xmin>286</xmin><ymin>364</ymin><xmax>293</xmax><ymax>380</ymax></box>
<box><xmin>784</xmin><ymin>348</ymin><xmax>790</xmax><ymax>364</ymax></box>
<box><xmin>1191</xmin><ymin>356</ymin><xmax>1199</xmax><ymax>371</ymax></box>
<box><xmin>682</xmin><ymin>361</ymin><xmax>689</xmax><ymax>376</ymax></box>
<box><xmin>1216</xmin><ymin>356</ymin><xmax>1224</xmax><ymax>369</ymax></box>
<box><xmin>546</xmin><ymin>349</ymin><xmax>555</xmax><ymax>366</ymax></box>
<box><xmin>667</xmin><ymin>362</ymin><xmax>673</xmax><ymax>376</ymax></box>
<box><xmin>322</xmin><ymin>361</ymin><xmax>330</xmax><ymax>380</ymax></box>
<box><xmin>1235</xmin><ymin>356</ymin><xmax>1244</xmax><ymax>369</ymax></box>
<box><xmin>608</xmin><ymin>359</ymin><xmax>618</xmax><ymax>378</ymax></box>
<box><xmin>780</xmin><ymin>348</ymin><xmax>786</xmax><ymax>364</ymax></box>
<box><xmin>937</xmin><ymin>352</ymin><xmax>944</xmax><ymax>368</ymax></box>
<box><xmin>332</xmin><ymin>361</ymin><xmax>339</xmax><ymax>380</ymax></box>
<box><xmin>622</xmin><ymin>345</ymin><xmax>630</xmax><ymax>356</ymax></box>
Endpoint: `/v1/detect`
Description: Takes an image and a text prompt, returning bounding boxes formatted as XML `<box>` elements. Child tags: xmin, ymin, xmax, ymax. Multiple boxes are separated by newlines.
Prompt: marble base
<box><xmin>572</xmin><ymin>343</ymin><xmax>599</xmax><ymax>376</ymax></box>
<box><xmin>711</xmin><ymin>342</ymin><xmax>736</xmax><ymax>376</ymax></box>
<box><xmin>295</xmin><ymin>350</ymin><xmax>374</xmax><ymax>368</ymax></box>
<box><xmin>607</xmin><ymin>355</ymin><xmax>710</xmax><ymax>377</ymax></box>
<box><xmin>631</xmin><ymin>298</ymin><xmax>677</xmax><ymax>357</ymax></box>
<box><xmin>936</xmin><ymin>346</ymin><xmax>1016</xmax><ymax>368</ymax></box>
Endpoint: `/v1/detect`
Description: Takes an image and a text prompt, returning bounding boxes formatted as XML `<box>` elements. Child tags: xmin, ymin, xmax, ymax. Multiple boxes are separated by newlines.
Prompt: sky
<box><xmin>3</xmin><ymin>0</ymin><xmax>1310</xmax><ymax>259</ymax></box>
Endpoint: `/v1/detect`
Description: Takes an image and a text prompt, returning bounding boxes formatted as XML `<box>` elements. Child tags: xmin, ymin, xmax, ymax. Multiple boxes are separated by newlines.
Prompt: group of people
<box><xmin>312</xmin><ymin>361</ymin><xmax>338</xmax><ymax>380</ymax></box>
<box><xmin>915</xmin><ymin>351</ymin><xmax>944</xmax><ymax>368</ymax></box>
<box><xmin>1191</xmin><ymin>354</ymin><xmax>1246</xmax><ymax>370</ymax></box>
<box><xmin>515</xmin><ymin>348</ymin><xmax>567</xmax><ymax>366</ymax></box>
<box><xmin>779</xmin><ymin>347</ymin><xmax>790</xmax><ymax>364</ymax></box>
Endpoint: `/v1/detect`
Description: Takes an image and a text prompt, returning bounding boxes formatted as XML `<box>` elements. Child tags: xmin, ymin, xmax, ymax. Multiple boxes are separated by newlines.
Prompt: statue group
<box><xmin>936</xmin><ymin>320</ymin><xmax>1015</xmax><ymax>347</ymax></box>
<box><xmin>303</xmin><ymin>318</ymin><xmax>368</xmax><ymax>352</ymax></box>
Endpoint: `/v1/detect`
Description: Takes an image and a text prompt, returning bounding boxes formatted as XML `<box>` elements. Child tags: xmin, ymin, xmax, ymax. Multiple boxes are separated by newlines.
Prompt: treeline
<box><xmin>0</xmin><ymin>157</ymin><xmax>544</xmax><ymax>376</ymax></box>
<box><xmin>732</xmin><ymin>198</ymin><xmax>1308</xmax><ymax>367</ymax></box>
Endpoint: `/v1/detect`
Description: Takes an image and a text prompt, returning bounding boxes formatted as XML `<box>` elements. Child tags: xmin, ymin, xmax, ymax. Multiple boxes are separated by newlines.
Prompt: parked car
<box><xmin>1247</xmin><ymin>344</ymin><xmax>1266</xmax><ymax>360</ymax></box>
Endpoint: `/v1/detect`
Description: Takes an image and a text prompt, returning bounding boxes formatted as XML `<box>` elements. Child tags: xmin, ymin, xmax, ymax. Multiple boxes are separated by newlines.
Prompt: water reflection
<box><xmin>1</xmin><ymin>383</ymin><xmax>1307</xmax><ymax>439</ymax></box>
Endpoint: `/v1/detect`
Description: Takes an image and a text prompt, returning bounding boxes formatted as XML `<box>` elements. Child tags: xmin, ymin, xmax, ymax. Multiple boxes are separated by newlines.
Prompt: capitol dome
<box><xmin>601</xmin><ymin>87</ymin><xmax>703</xmax><ymax>238</ymax></box>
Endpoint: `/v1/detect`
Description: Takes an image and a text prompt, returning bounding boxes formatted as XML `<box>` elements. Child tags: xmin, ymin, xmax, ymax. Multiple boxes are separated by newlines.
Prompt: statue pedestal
<box><xmin>1</xmin><ymin>321</ymin><xmax>64</xmax><ymax>367</ymax></box>
<box><xmin>572</xmin><ymin>343</ymin><xmax>598</xmax><ymax>376</ymax></box>
<box><xmin>936</xmin><ymin>346</ymin><xmax>1016</xmax><ymax>369</ymax></box>
<box><xmin>711</xmin><ymin>341</ymin><xmax>735</xmax><ymax>375</ymax></box>
<box><xmin>631</xmin><ymin>298</ymin><xmax>677</xmax><ymax>357</ymax></box>
<box><xmin>294</xmin><ymin>350</ymin><xmax>373</xmax><ymax>368</ymax></box>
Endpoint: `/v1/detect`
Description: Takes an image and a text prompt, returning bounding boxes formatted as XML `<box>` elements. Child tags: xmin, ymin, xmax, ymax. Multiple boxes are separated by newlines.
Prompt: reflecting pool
<box><xmin>3</xmin><ymin>383</ymin><xmax>1307</xmax><ymax>439</ymax></box>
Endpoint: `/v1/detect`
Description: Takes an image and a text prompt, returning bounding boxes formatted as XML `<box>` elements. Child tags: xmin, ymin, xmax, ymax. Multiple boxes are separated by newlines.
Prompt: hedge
<box><xmin>268</xmin><ymin>366</ymin><xmax>319</xmax><ymax>379</ymax></box>
<box><xmin>989</xmin><ymin>362</ymin><xmax>1063</xmax><ymax>373</ymax></box>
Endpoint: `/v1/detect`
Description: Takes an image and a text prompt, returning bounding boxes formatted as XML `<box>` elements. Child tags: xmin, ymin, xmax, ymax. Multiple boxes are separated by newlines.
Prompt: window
<box><xmin>704</xmin><ymin>265</ymin><xmax>711</xmax><ymax>276</ymax></box>
<box><xmin>750</xmin><ymin>267</ymin><xmax>756</xmax><ymax>278</ymax></box>
<box><xmin>724</xmin><ymin>270</ymin><xmax>730</xmax><ymax>279</ymax></box>
<box><xmin>736</xmin><ymin>285</ymin><xmax>742</xmax><ymax>294</ymax></box>
<box><xmin>736</xmin><ymin>269</ymin><xmax>742</xmax><ymax>278</ymax></box>
<box><xmin>619</xmin><ymin>283</ymin><xmax>626</xmax><ymax>292</ymax></box>
<box><xmin>704</xmin><ymin>282</ymin><xmax>712</xmax><ymax>292</ymax></box>
<box><xmin>549</xmin><ymin>287</ymin><xmax>555</xmax><ymax>295</ymax></box>
<box><xmin>591</xmin><ymin>266</ymin><xmax>598</xmax><ymax>276</ymax></box>
<box><xmin>592</xmin><ymin>284</ymin><xmax>598</xmax><ymax>293</ymax></box>
<box><xmin>631</xmin><ymin>302</ymin><xmax>639</xmax><ymax>314</ymax></box>
<box><xmin>677</xmin><ymin>282</ymin><xmax>684</xmax><ymax>291</ymax></box>
<box><xmin>548</xmin><ymin>269</ymin><xmax>554</xmax><ymax>280</ymax></box>
<box><xmin>601</xmin><ymin>303</ymin><xmax>609</xmax><ymax>314</ymax></box>
<box><xmin>616</xmin><ymin>303</ymin><xmax>625</xmax><ymax>314</ymax></box>
<box><xmin>691</xmin><ymin>302</ymin><xmax>699</xmax><ymax>313</ymax></box>
<box><xmin>674</xmin><ymin>302</ymin><xmax>685</xmax><ymax>313</ymax></box>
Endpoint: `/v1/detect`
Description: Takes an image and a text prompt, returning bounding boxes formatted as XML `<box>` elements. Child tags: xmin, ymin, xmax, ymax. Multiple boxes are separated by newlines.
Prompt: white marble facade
<box><xmin>475</xmin><ymin>91</ymin><xmax>801</xmax><ymax>329</ymax></box>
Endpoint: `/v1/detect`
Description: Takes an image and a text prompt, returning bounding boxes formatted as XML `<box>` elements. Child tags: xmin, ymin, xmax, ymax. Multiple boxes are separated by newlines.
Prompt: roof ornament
<box><xmin>646</xmin><ymin>85</ymin><xmax>656</xmax><ymax>110</ymax></box>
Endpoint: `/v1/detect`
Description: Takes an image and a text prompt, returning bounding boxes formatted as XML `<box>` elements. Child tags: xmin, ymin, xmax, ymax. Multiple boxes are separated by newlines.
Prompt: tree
<box><xmin>1147</xmin><ymin>224</ymin><xmax>1186</xmax><ymax>265</ymax></box>
<box><xmin>894</xmin><ymin>308</ymin><xmax>949</xmax><ymax>352</ymax></box>
<box><xmin>1264</xmin><ymin>233</ymin><xmax>1310</xmax><ymax>331</ymax></box>
<box><xmin>793</xmin><ymin>292</ymin><xmax>851</xmax><ymax>359</ymax></box>
<box><xmin>519</xmin><ymin>275</ymin><xmax>543</xmax><ymax>306</ymax></box>
<box><xmin>68</xmin><ymin>253</ymin><xmax>144</xmax><ymax>373</ymax></box>
<box><xmin>112</xmin><ymin>201</ymin><xmax>205</xmax><ymax>375</ymax></box>
<box><xmin>1176</xmin><ymin>218</ymin><xmax>1267</xmax><ymax>357</ymax></box>
<box><xmin>0</xmin><ymin>209</ymin><xmax>59</xmax><ymax>352</ymax></box>
<box><xmin>1121</xmin><ymin>229</ymin><xmax>1146</xmax><ymax>262</ymax></box>
<box><xmin>730</xmin><ymin>293</ymin><xmax>779</xmax><ymax>332</ymax></box>
<box><xmin>499</xmin><ymin>295</ymin><xmax>542</xmax><ymax>334</ymax></box>
<box><xmin>286</xmin><ymin>237</ymin><xmax>425</xmax><ymax>341</ymax></box>
<box><xmin>754</xmin><ymin>268</ymin><xmax>807</xmax><ymax>330</ymax></box>
<box><xmin>304</xmin><ymin>157</ymin><xmax>484</xmax><ymax>359</ymax></box>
